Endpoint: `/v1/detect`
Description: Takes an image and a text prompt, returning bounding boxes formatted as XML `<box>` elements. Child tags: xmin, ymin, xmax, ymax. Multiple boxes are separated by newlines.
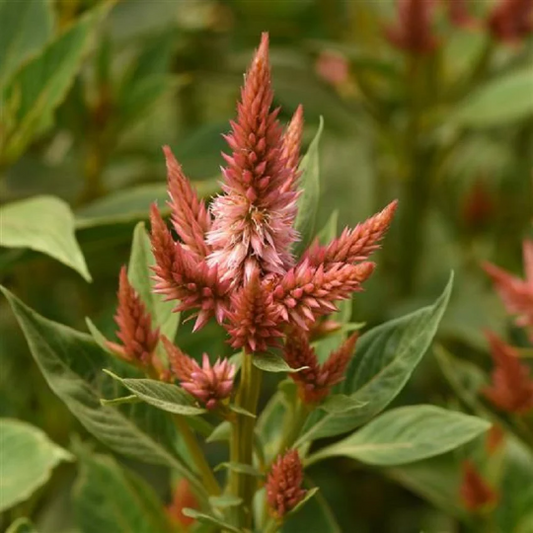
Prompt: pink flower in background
<box><xmin>488</xmin><ymin>0</ymin><xmax>533</xmax><ymax>43</ymax></box>
<box><xmin>446</xmin><ymin>0</ymin><xmax>476</xmax><ymax>28</ymax></box>
<box><xmin>266</xmin><ymin>449</ymin><xmax>307</xmax><ymax>518</ymax></box>
<box><xmin>167</xmin><ymin>478</ymin><xmax>198</xmax><ymax>529</ymax></box>
<box><xmin>484</xmin><ymin>240</ymin><xmax>533</xmax><ymax>341</ymax></box>
<box><xmin>460</xmin><ymin>460</ymin><xmax>498</xmax><ymax>512</ymax></box>
<box><xmin>315</xmin><ymin>51</ymin><xmax>350</xmax><ymax>87</ymax></box>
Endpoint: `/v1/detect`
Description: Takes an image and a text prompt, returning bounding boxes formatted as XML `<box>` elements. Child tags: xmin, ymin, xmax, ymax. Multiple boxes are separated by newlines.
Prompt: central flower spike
<box><xmin>149</xmin><ymin>32</ymin><xmax>397</xmax><ymax>351</ymax></box>
<box><xmin>206</xmin><ymin>33</ymin><xmax>299</xmax><ymax>286</ymax></box>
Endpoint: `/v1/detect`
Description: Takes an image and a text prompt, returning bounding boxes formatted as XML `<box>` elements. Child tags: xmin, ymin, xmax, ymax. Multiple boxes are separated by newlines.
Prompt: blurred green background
<box><xmin>1</xmin><ymin>0</ymin><xmax>531</xmax><ymax>531</ymax></box>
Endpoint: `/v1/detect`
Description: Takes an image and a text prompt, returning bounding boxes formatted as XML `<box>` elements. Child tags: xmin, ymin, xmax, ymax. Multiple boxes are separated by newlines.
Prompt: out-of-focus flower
<box><xmin>488</xmin><ymin>0</ymin><xmax>533</xmax><ymax>43</ymax></box>
<box><xmin>284</xmin><ymin>329</ymin><xmax>358</xmax><ymax>403</ymax></box>
<box><xmin>483</xmin><ymin>240</ymin><xmax>533</xmax><ymax>341</ymax></box>
<box><xmin>482</xmin><ymin>332</ymin><xmax>533</xmax><ymax>414</ymax></box>
<box><xmin>162</xmin><ymin>337</ymin><xmax>235</xmax><ymax>409</ymax></box>
<box><xmin>445</xmin><ymin>0</ymin><xmax>477</xmax><ymax>28</ymax></box>
<box><xmin>106</xmin><ymin>267</ymin><xmax>160</xmax><ymax>370</ymax></box>
<box><xmin>386</xmin><ymin>0</ymin><xmax>439</xmax><ymax>54</ymax></box>
<box><xmin>462</xmin><ymin>180</ymin><xmax>495</xmax><ymax>231</ymax></box>
<box><xmin>486</xmin><ymin>424</ymin><xmax>506</xmax><ymax>455</ymax></box>
<box><xmin>167</xmin><ymin>478</ymin><xmax>198</xmax><ymax>530</ymax></box>
<box><xmin>460</xmin><ymin>460</ymin><xmax>498</xmax><ymax>512</ymax></box>
<box><xmin>315</xmin><ymin>51</ymin><xmax>350</xmax><ymax>87</ymax></box>
<box><xmin>266</xmin><ymin>449</ymin><xmax>307</xmax><ymax>519</ymax></box>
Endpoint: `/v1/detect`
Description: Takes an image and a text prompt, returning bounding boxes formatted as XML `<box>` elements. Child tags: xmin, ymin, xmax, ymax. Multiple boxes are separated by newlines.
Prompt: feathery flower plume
<box><xmin>150</xmin><ymin>205</ymin><xmax>229</xmax><ymax>331</ymax></box>
<box><xmin>106</xmin><ymin>267</ymin><xmax>160</xmax><ymax>369</ymax></box>
<box><xmin>161</xmin><ymin>336</ymin><xmax>196</xmax><ymax>382</ymax></box>
<box><xmin>280</xmin><ymin>104</ymin><xmax>304</xmax><ymax>193</ymax></box>
<box><xmin>206</xmin><ymin>33</ymin><xmax>299</xmax><ymax>285</ymax></box>
<box><xmin>488</xmin><ymin>0</ymin><xmax>533</xmax><ymax>43</ymax></box>
<box><xmin>483</xmin><ymin>240</ymin><xmax>533</xmax><ymax>341</ymax></box>
<box><xmin>446</xmin><ymin>0</ymin><xmax>476</xmax><ymax>28</ymax></box>
<box><xmin>284</xmin><ymin>329</ymin><xmax>358</xmax><ymax>403</ymax></box>
<box><xmin>164</xmin><ymin>146</ymin><xmax>211</xmax><ymax>260</ymax></box>
<box><xmin>225</xmin><ymin>265</ymin><xmax>283</xmax><ymax>353</ymax></box>
<box><xmin>386</xmin><ymin>0</ymin><xmax>439</xmax><ymax>55</ymax></box>
<box><xmin>266</xmin><ymin>449</ymin><xmax>307</xmax><ymax>519</ymax></box>
<box><xmin>167</xmin><ymin>478</ymin><xmax>198</xmax><ymax>530</ymax></box>
<box><xmin>304</xmin><ymin>201</ymin><xmax>398</xmax><ymax>268</ymax></box>
<box><xmin>482</xmin><ymin>332</ymin><xmax>533</xmax><ymax>414</ymax></box>
<box><xmin>460</xmin><ymin>460</ymin><xmax>498</xmax><ymax>512</ymax></box>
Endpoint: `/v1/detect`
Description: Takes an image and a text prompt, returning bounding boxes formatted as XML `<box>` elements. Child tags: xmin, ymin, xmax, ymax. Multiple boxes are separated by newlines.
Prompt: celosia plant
<box><xmin>3</xmin><ymin>33</ymin><xmax>492</xmax><ymax>533</ymax></box>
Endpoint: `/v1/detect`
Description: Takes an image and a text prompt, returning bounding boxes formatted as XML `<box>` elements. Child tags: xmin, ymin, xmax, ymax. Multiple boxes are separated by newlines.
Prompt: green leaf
<box><xmin>103</xmin><ymin>371</ymin><xmax>206</xmax><ymax>416</ymax></box>
<box><xmin>294</xmin><ymin>116</ymin><xmax>323</xmax><ymax>251</ymax></box>
<box><xmin>5</xmin><ymin>518</ymin><xmax>38</xmax><ymax>533</ymax></box>
<box><xmin>0</xmin><ymin>286</ymin><xmax>200</xmax><ymax>491</ymax></box>
<box><xmin>0</xmin><ymin>196</ymin><xmax>91</xmax><ymax>281</ymax></box>
<box><xmin>214</xmin><ymin>462</ymin><xmax>264</xmax><ymax>477</ymax></box>
<box><xmin>181</xmin><ymin>509</ymin><xmax>242</xmax><ymax>533</ymax></box>
<box><xmin>286</xmin><ymin>487</ymin><xmax>319</xmax><ymax>518</ymax></box>
<box><xmin>252</xmin><ymin>352</ymin><xmax>308</xmax><ymax>373</ymax></box>
<box><xmin>320</xmin><ymin>394</ymin><xmax>366</xmax><ymax>414</ymax></box>
<box><xmin>73</xmin><ymin>451</ymin><xmax>173</xmax><ymax>533</ymax></box>
<box><xmin>229</xmin><ymin>404</ymin><xmax>256</xmax><ymax>418</ymax></box>
<box><xmin>297</xmin><ymin>274</ymin><xmax>454</xmax><ymax>444</ymax></box>
<box><xmin>0</xmin><ymin>419</ymin><xmax>72</xmax><ymax>512</ymax></box>
<box><xmin>1</xmin><ymin>5</ymin><xmax>107</xmax><ymax>163</ymax></box>
<box><xmin>0</xmin><ymin>0</ymin><xmax>54</xmax><ymax>86</ymax></box>
<box><xmin>85</xmin><ymin>318</ymin><xmax>114</xmax><ymax>354</ymax></box>
<box><xmin>100</xmin><ymin>395</ymin><xmax>141</xmax><ymax>407</ymax></box>
<box><xmin>307</xmin><ymin>405</ymin><xmax>490</xmax><ymax>467</ymax></box>
<box><xmin>127</xmin><ymin>222</ymin><xmax>179</xmax><ymax>339</ymax></box>
<box><xmin>206</xmin><ymin>421</ymin><xmax>231</xmax><ymax>444</ymax></box>
<box><xmin>208</xmin><ymin>495</ymin><xmax>243</xmax><ymax>509</ymax></box>
<box><xmin>452</xmin><ymin>68</ymin><xmax>533</xmax><ymax>128</ymax></box>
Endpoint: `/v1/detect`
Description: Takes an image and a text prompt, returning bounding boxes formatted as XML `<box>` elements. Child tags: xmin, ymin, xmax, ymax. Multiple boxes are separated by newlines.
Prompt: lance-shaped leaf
<box><xmin>103</xmin><ymin>371</ymin><xmax>206</xmax><ymax>416</ymax></box>
<box><xmin>0</xmin><ymin>196</ymin><xmax>91</xmax><ymax>281</ymax></box>
<box><xmin>0</xmin><ymin>287</ymin><xmax>200</xmax><ymax>492</ymax></box>
<box><xmin>252</xmin><ymin>352</ymin><xmax>308</xmax><ymax>373</ymax></box>
<box><xmin>0</xmin><ymin>419</ymin><xmax>72</xmax><ymax>512</ymax></box>
<box><xmin>181</xmin><ymin>509</ymin><xmax>242</xmax><ymax>533</ymax></box>
<box><xmin>307</xmin><ymin>405</ymin><xmax>490</xmax><ymax>467</ymax></box>
<box><xmin>73</xmin><ymin>451</ymin><xmax>174</xmax><ymax>533</ymax></box>
<box><xmin>296</xmin><ymin>273</ymin><xmax>453</xmax><ymax>444</ymax></box>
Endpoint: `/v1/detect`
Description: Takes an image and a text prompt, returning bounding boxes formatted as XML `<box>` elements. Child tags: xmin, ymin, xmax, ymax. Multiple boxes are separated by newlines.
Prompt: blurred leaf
<box><xmin>73</xmin><ymin>451</ymin><xmax>174</xmax><ymax>533</ymax></box>
<box><xmin>0</xmin><ymin>419</ymin><xmax>72</xmax><ymax>512</ymax></box>
<box><xmin>0</xmin><ymin>287</ymin><xmax>199</xmax><ymax>490</ymax></box>
<box><xmin>214</xmin><ymin>462</ymin><xmax>263</xmax><ymax>477</ymax></box>
<box><xmin>0</xmin><ymin>4</ymin><xmax>107</xmax><ymax>163</ymax></box>
<box><xmin>294</xmin><ymin>117</ymin><xmax>323</xmax><ymax>252</ymax></box>
<box><xmin>209</xmin><ymin>494</ymin><xmax>243</xmax><ymax>509</ymax></box>
<box><xmin>297</xmin><ymin>273</ymin><xmax>453</xmax><ymax>444</ymax></box>
<box><xmin>205</xmin><ymin>421</ymin><xmax>231</xmax><ymax>444</ymax></box>
<box><xmin>257</xmin><ymin>391</ymin><xmax>286</xmax><ymax>462</ymax></box>
<box><xmin>0</xmin><ymin>196</ymin><xmax>91</xmax><ymax>281</ymax></box>
<box><xmin>0</xmin><ymin>0</ymin><xmax>54</xmax><ymax>86</ymax></box>
<box><xmin>308</xmin><ymin>405</ymin><xmax>489</xmax><ymax>466</ymax></box>
<box><xmin>252</xmin><ymin>352</ymin><xmax>308</xmax><ymax>373</ymax></box>
<box><xmin>452</xmin><ymin>69</ymin><xmax>533</xmax><ymax>128</ymax></box>
<box><xmin>128</xmin><ymin>222</ymin><xmax>179</xmax><ymax>339</ymax></box>
<box><xmin>6</xmin><ymin>518</ymin><xmax>38</xmax><ymax>533</ymax></box>
<box><xmin>286</xmin><ymin>487</ymin><xmax>320</xmax><ymax>518</ymax></box>
<box><xmin>103</xmin><ymin>371</ymin><xmax>206</xmax><ymax>416</ymax></box>
<box><xmin>181</xmin><ymin>509</ymin><xmax>241</xmax><ymax>533</ymax></box>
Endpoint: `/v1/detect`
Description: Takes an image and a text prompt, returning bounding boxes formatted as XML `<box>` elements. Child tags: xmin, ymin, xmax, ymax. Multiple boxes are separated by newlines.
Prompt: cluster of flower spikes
<box><xmin>148</xmin><ymin>31</ymin><xmax>397</xmax><ymax>372</ymax></box>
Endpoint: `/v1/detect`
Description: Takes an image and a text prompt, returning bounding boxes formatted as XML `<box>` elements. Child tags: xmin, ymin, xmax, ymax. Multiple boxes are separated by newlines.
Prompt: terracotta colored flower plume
<box><xmin>162</xmin><ymin>337</ymin><xmax>235</xmax><ymax>410</ymax></box>
<box><xmin>106</xmin><ymin>267</ymin><xmax>160</xmax><ymax>370</ymax></box>
<box><xmin>167</xmin><ymin>478</ymin><xmax>198</xmax><ymax>530</ymax></box>
<box><xmin>266</xmin><ymin>449</ymin><xmax>307</xmax><ymax>519</ymax></box>
<box><xmin>284</xmin><ymin>329</ymin><xmax>358</xmax><ymax>403</ymax></box>
<box><xmin>460</xmin><ymin>460</ymin><xmax>498</xmax><ymax>512</ymax></box>
<box><xmin>483</xmin><ymin>240</ymin><xmax>533</xmax><ymax>341</ymax></box>
<box><xmin>482</xmin><ymin>332</ymin><xmax>533</xmax><ymax>414</ymax></box>
<box><xmin>386</xmin><ymin>0</ymin><xmax>439</xmax><ymax>55</ymax></box>
<box><xmin>446</xmin><ymin>0</ymin><xmax>476</xmax><ymax>28</ymax></box>
<box><xmin>488</xmin><ymin>0</ymin><xmax>533</xmax><ymax>43</ymax></box>
<box><xmin>148</xmin><ymin>32</ymin><xmax>396</xmax><ymax>351</ymax></box>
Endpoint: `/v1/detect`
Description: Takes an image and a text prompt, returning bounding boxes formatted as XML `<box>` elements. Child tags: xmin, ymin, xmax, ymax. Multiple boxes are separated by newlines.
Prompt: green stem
<box><xmin>276</xmin><ymin>397</ymin><xmax>310</xmax><ymax>454</ymax></box>
<box><xmin>230</xmin><ymin>354</ymin><xmax>262</xmax><ymax>528</ymax></box>
<box><xmin>263</xmin><ymin>517</ymin><xmax>281</xmax><ymax>533</ymax></box>
<box><xmin>174</xmin><ymin>415</ymin><xmax>221</xmax><ymax>497</ymax></box>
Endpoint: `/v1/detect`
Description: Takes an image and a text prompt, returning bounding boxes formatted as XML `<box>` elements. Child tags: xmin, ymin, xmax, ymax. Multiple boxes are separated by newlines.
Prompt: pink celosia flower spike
<box><xmin>206</xmin><ymin>32</ymin><xmax>300</xmax><ymax>285</ymax></box>
<box><xmin>161</xmin><ymin>336</ymin><xmax>197</xmax><ymax>382</ymax></box>
<box><xmin>305</xmin><ymin>200</ymin><xmax>398</xmax><ymax>268</ymax></box>
<box><xmin>460</xmin><ymin>460</ymin><xmax>498</xmax><ymax>512</ymax></box>
<box><xmin>284</xmin><ymin>329</ymin><xmax>358</xmax><ymax>403</ymax></box>
<box><xmin>482</xmin><ymin>331</ymin><xmax>533</xmax><ymax>414</ymax></box>
<box><xmin>106</xmin><ymin>266</ymin><xmax>160</xmax><ymax>369</ymax></box>
<box><xmin>483</xmin><ymin>240</ymin><xmax>533</xmax><ymax>341</ymax></box>
<box><xmin>280</xmin><ymin>104</ymin><xmax>304</xmax><ymax>193</ymax></box>
<box><xmin>488</xmin><ymin>0</ymin><xmax>533</xmax><ymax>43</ymax></box>
<box><xmin>446</xmin><ymin>0</ymin><xmax>476</xmax><ymax>28</ymax></box>
<box><xmin>163</xmin><ymin>146</ymin><xmax>211</xmax><ymax>260</ymax></box>
<box><xmin>266</xmin><ymin>449</ymin><xmax>307</xmax><ymax>519</ymax></box>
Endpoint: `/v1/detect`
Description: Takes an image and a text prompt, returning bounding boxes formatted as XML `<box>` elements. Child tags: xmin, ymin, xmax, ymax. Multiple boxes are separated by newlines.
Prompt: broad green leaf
<box><xmin>5</xmin><ymin>518</ymin><xmax>38</xmax><ymax>533</ymax></box>
<box><xmin>294</xmin><ymin>117</ymin><xmax>323</xmax><ymax>251</ymax></box>
<box><xmin>307</xmin><ymin>405</ymin><xmax>490</xmax><ymax>467</ymax></box>
<box><xmin>1</xmin><ymin>5</ymin><xmax>107</xmax><ymax>163</ymax></box>
<box><xmin>73</xmin><ymin>451</ymin><xmax>173</xmax><ymax>533</ymax></box>
<box><xmin>127</xmin><ymin>222</ymin><xmax>179</xmax><ymax>340</ymax></box>
<box><xmin>252</xmin><ymin>352</ymin><xmax>308</xmax><ymax>373</ymax></box>
<box><xmin>103</xmin><ymin>371</ymin><xmax>206</xmax><ymax>416</ymax></box>
<box><xmin>297</xmin><ymin>273</ymin><xmax>453</xmax><ymax>444</ymax></box>
<box><xmin>452</xmin><ymin>68</ymin><xmax>533</xmax><ymax>128</ymax></box>
<box><xmin>0</xmin><ymin>196</ymin><xmax>91</xmax><ymax>281</ymax></box>
<box><xmin>0</xmin><ymin>419</ymin><xmax>72</xmax><ymax>512</ymax></box>
<box><xmin>0</xmin><ymin>0</ymin><xmax>54</xmax><ymax>85</ymax></box>
<box><xmin>181</xmin><ymin>509</ymin><xmax>242</xmax><ymax>533</ymax></box>
<box><xmin>0</xmin><ymin>287</ymin><xmax>200</xmax><ymax>492</ymax></box>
